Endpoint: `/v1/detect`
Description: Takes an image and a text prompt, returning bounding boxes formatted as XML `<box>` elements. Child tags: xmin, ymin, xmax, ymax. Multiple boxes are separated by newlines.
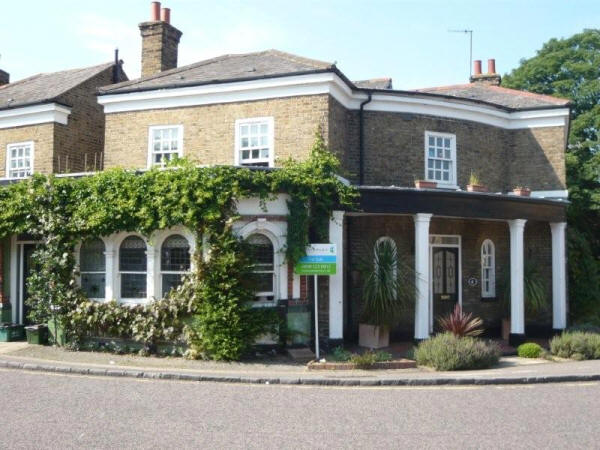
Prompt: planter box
<box><xmin>513</xmin><ymin>188</ymin><xmax>531</xmax><ymax>197</ymax></box>
<box><xmin>308</xmin><ymin>358</ymin><xmax>416</xmax><ymax>370</ymax></box>
<box><xmin>358</xmin><ymin>323</ymin><xmax>389</xmax><ymax>349</ymax></box>
<box><xmin>414</xmin><ymin>180</ymin><xmax>437</xmax><ymax>189</ymax></box>
<box><xmin>0</xmin><ymin>323</ymin><xmax>25</xmax><ymax>342</ymax></box>
<box><xmin>25</xmin><ymin>325</ymin><xmax>49</xmax><ymax>345</ymax></box>
<box><xmin>467</xmin><ymin>184</ymin><xmax>488</xmax><ymax>192</ymax></box>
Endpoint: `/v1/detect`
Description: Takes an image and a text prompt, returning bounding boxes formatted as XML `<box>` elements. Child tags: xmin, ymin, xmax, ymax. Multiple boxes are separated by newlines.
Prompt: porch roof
<box><xmin>354</xmin><ymin>186</ymin><xmax>568</xmax><ymax>222</ymax></box>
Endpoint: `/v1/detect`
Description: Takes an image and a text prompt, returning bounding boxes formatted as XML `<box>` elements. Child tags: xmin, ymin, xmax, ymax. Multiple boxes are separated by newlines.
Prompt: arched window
<box><xmin>247</xmin><ymin>233</ymin><xmax>275</xmax><ymax>302</ymax></box>
<box><xmin>374</xmin><ymin>237</ymin><xmax>398</xmax><ymax>296</ymax></box>
<box><xmin>160</xmin><ymin>234</ymin><xmax>191</xmax><ymax>297</ymax></box>
<box><xmin>80</xmin><ymin>238</ymin><xmax>105</xmax><ymax>299</ymax></box>
<box><xmin>481</xmin><ymin>239</ymin><xmax>495</xmax><ymax>298</ymax></box>
<box><xmin>119</xmin><ymin>236</ymin><xmax>147</xmax><ymax>300</ymax></box>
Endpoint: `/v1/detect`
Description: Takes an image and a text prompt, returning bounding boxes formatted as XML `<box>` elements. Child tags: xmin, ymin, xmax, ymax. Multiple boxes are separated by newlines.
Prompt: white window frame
<box><xmin>234</xmin><ymin>117</ymin><xmax>275</xmax><ymax>167</ymax></box>
<box><xmin>424</xmin><ymin>131</ymin><xmax>457</xmax><ymax>188</ymax></box>
<box><xmin>6</xmin><ymin>141</ymin><xmax>34</xmax><ymax>179</ymax></box>
<box><xmin>147</xmin><ymin>125</ymin><xmax>184</xmax><ymax>168</ymax></box>
<box><xmin>481</xmin><ymin>239</ymin><xmax>496</xmax><ymax>298</ymax></box>
<box><xmin>246</xmin><ymin>232</ymin><xmax>277</xmax><ymax>303</ymax></box>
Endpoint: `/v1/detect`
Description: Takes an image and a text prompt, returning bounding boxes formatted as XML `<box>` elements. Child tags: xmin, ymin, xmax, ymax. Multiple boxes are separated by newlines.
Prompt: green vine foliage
<box><xmin>0</xmin><ymin>135</ymin><xmax>356</xmax><ymax>360</ymax></box>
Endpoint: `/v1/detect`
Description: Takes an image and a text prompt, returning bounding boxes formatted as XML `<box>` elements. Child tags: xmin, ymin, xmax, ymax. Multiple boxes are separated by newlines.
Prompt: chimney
<box><xmin>0</xmin><ymin>69</ymin><xmax>9</xmax><ymax>87</ymax></box>
<box><xmin>470</xmin><ymin>58</ymin><xmax>501</xmax><ymax>86</ymax></box>
<box><xmin>139</xmin><ymin>2</ymin><xmax>182</xmax><ymax>78</ymax></box>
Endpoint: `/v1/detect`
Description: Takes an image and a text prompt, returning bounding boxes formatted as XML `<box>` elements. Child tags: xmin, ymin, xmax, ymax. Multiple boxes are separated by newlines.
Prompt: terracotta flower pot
<box><xmin>467</xmin><ymin>184</ymin><xmax>488</xmax><ymax>192</ymax></box>
<box><xmin>414</xmin><ymin>180</ymin><xmax>437</xmax><ymax>189</ymax></box>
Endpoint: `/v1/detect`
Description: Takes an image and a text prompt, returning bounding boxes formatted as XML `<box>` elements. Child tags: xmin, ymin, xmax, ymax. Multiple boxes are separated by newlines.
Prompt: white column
<box><xmin>104</xmin><ymin>241</ymin><xmax>115</xmax><ymax>301</ymax></box>
<box><xmin>550</xmin><ymin>222</ymin><xmax>567</xmax><ymax>329</ymax></box>
<box><xmin>328</xmin><ymin>210</ymin><xmax>344</xmax><ymax>340</ymax></box>
<box><xmin>146</xmin><ymin>241</ymin><xmax>156</xmax><ymax>301</ymax></box>
<box><xmin>414</xmin><ymin>213</ymin><xmax>432</xmax><ymax>340</ymax></box>
<box><xmin>508</xmin><ymin>219</ymin><xmax>527</xmax><ymax>335</ymax></box>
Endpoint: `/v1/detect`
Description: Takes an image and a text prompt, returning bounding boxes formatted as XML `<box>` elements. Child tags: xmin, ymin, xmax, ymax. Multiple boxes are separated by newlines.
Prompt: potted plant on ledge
<box><xmin>414</xmin><ymin>179</ymin><xmax>437</xmax><ymax>189</ymax></box>
<box><xmin>358</xmin><ymin>238</ymin><xmax>416</xmax><ymax>348</ymax></box>
<box><xmin>467</xmin><ymin>171</ymin><xmax>488</xmax><ymax>192</ymax></box>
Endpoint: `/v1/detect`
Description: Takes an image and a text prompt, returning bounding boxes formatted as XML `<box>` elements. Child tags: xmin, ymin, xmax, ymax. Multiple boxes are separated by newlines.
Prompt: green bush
<box><xmin>550</xmin><ymin>331</ymin><xmax>600</xmax><ymax>360</ymax></box>
<box><xmin>517</xmin><ymin>342</ymin><xmax>543</xmax><ymax>358</ymax></box>
<box><xmin>329</xmin><ymin>346</ymin><xmax>352</xmax><ymax>362</ymax></box>
<box><xmin>415</xmin><ymin>333</ymin><xmax>501</xmax><ymax>371</ymax></box>
<box><xmin>349</xmin><ymin>351</ymin><xmax>379</xmax><ymax>369</ymax></box>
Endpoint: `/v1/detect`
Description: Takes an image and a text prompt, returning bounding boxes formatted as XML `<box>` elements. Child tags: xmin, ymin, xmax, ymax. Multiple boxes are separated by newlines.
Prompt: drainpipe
<box><xmin>359</xmin><ymin>91</ymin><xmax>372</xmax><ymax>185</ymax></box>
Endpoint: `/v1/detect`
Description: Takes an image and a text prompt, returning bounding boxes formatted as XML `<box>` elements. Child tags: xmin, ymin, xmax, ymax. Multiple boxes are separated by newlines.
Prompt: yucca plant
<box><xmin>360</xmin><ymin>238</ymin><xmax>415</xmax><ymax>328</ymax></box>
<box><xmin>437</xmin><ymin>303</ymin><xmax>484</xmax><ymax>337</ymax></box>
<box><xmin>500</xmin><ymin>260</ymin><xmax>548</xmax><ymax>317</ymax></box>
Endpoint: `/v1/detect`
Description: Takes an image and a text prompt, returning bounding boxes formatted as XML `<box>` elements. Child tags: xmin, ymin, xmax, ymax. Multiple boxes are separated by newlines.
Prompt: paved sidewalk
<box><xmin>0</xmin><ymin>342</ymin><xmax>599</xmax><ymax>386</ymax></box>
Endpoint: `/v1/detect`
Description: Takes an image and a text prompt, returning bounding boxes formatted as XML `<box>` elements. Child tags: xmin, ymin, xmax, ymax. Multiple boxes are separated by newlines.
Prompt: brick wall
<box><xmin>0</xmin><ymin>123</ymin><xmax>54</xmax><ymax>177</ymax></box>
<box><xmin>328</xmin><ymin>96</ymin><xmax>359</xmax><ymax>182</ymax></box>
<box><xmin>104</xmin><ymin>95</ymin><xmax>330</xmax><ymax>169</ymax></box>
<box><xmin>139</xmin><ymin>21</ymin><xmax>182</xmax><ymax>77</ymax></box>
<box><xmin>509</xmin><ymin>127</ymin><xmax>566</xmax><ymax>190</ymax></box>
<box><xmin>53</xmin><ymin>66</ymin><xmax>118</xmax><ymax>173</ymax></box>
<box><xmin>361</xmin><ymin>111</ymin><xmax>511</xmax><ymax>191</ymax></box>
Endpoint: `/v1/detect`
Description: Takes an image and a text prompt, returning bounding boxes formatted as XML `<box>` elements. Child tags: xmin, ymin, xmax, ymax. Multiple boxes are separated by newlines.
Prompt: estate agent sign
<box><xmin>294</xmin><ymin>244</ymin><xmax>336</xmax><ymax>275</ymax></box>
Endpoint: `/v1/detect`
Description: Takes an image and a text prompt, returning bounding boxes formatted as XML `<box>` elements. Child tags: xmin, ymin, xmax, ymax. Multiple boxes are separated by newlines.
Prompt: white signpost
<box><xmin>294</xmin><ymin>244</ymin><xmax>337</xmax><ymax>360</ymax></box>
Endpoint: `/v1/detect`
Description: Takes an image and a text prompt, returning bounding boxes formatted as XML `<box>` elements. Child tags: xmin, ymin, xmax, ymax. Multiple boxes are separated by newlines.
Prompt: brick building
<box><xmin>2</xmin><ymin>2</ymin><xmax>570</xmax><ymax>348</ymax></box>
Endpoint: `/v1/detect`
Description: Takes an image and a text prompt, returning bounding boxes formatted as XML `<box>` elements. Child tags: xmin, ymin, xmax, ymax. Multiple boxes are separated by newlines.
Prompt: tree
<box><xmin>502</xmin><ymin>29</ymin><xmax>600</xmax><ymax>323</ymax></box>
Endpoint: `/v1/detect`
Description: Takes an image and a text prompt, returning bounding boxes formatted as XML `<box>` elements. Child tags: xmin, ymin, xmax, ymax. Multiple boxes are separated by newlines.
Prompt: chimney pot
<box><xmin>487</xmin><ymin>58</ymin><xmax>496</xmax><ymax>74</ymax></box>
<box><xmin>160</xmin><ymin>7</ymin><xmax>170</xmax><ymax>23</ymax></box>
<box><xmin>473</xmin><ymin>60</ymin><xmax>482</xmax><ymax>76</ymax></box>
<box><xmin>0</xmin><ymin>70</ymin><xmax>9</xmax><ymax>87</ymax></box>
<box><xmin>150</xmin><ymin>2</ymin><xmax>161</xmax><ymax>21</ymax></box>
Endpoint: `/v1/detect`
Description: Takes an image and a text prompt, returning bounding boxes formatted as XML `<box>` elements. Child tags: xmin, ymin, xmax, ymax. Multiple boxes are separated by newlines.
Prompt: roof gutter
<box><xmin>359</xmin><ymin>91</ymin><xmax>372</xmax><ymax>185</ymax></box>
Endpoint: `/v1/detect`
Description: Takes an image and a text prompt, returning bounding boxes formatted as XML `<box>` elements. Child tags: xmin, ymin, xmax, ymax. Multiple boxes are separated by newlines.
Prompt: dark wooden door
<box><xmin>432</xmin><ymin>247</ymin><xmax>459</xmax><ymax>323</ymax></box>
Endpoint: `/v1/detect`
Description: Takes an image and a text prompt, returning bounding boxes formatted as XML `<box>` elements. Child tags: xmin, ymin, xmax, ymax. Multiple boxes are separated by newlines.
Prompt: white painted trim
<box><xmin>0</xmin><ymin>103</ymin><xmax>71</xmax><ymax>129</ymax></box>
<box><xmin>97</xmin><ymin>72</ymin><xmax>569</xmax><ymax>130</ymax></box>
<box><xmin>151</xmin><ymin>227</ymin><xmax>196</xmax><ymax>300</ymax></box>
<box><xmin>147</xmin><ymin>124</ymin><xmax>184</xmax><ymax>169</ymax></box>
<box><xmin>234</xmin><ymin>117</ymin><xmax>275</xmax><ymax>167</ymax></box>
<box><xmin>428</xmin><ymin>234</ymin><xmax>462</xmax><ymax>332</ymax></box>
<box><xmin>5</xmin><ymin>141</ymin><xmax>34</xmax><ymax>180</ymax></box>
<box><xmin>424</xmin><ymin>131</ymin><xmax>457</xmax><ymax>188</ymax></box>
<box><xmin>530</xmin><ymin>190</ymin><xmax>569</xmax><ymax>199</ymax></box>
<box><xmin>237</xmin><ymin>220</ymin><xmax>288</xmax><ymax>304</ymax></box>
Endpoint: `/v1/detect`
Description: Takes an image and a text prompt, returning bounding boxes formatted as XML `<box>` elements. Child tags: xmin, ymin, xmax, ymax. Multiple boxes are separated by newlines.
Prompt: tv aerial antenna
<box><xmin>448</xmin><ymin>29</ymin><xmax>473</xmax><ymax>77</ymax></box>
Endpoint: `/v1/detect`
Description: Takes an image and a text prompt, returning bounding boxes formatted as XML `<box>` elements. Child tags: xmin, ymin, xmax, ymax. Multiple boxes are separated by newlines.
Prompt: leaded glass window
<box><xmin>119</xmin><ymin>236</ymin><xmax>147</xmax><ymax>299</ymax></box>
<box><xmin>80</xmin><ymin>238</ymin><xmax>105</xmax><ymax>299</ymax></box>
<box><xmin>247</xmin><ymin>233</ymin><xmax>275</xmax><ymax>302</ymax></box>
<box><xmin>160</xmin><ymin>234</ymin><xmax>190</xmax><ymax>297</ymax></box>
<box><xmin>481</xmin><ymin>239</ymin><xmax>496</xmax><ymax>298</ymax></box>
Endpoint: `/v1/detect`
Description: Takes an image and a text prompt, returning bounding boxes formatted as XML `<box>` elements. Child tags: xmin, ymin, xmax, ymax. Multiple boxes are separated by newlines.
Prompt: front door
<box><xmin>431</xmin><ymin>247</ymin><xmax>459</xmax><ymax>327</ymax></box>
<box><xmin>20</xmin><ymin>244</ymin><xmax>36</xmax><ymax>325</ymax></box>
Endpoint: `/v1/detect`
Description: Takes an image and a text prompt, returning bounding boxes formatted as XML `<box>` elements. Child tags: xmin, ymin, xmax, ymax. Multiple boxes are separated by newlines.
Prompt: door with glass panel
<box><xmin>431</xmin><ymin>247</ymin><xmax>459</xmax><ymax>326</ymax></box>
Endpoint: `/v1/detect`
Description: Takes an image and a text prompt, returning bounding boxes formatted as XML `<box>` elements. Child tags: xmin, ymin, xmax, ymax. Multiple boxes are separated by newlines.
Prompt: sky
<box><xmin>1</xmin><ymin>0</ymin><xmax>599</xmax><ymax>89</ymax></box>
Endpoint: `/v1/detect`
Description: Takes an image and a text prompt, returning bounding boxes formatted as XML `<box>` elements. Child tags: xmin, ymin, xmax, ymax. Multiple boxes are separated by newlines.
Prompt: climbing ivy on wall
<box><xmin>0</xmin><ymin>133</ymin><xmax>356</xmax><ymax>360</ymax></box>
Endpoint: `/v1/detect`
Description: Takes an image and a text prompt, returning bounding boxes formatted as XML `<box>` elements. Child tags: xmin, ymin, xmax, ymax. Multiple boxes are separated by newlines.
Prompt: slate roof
<box><xmin>354</xmin><ymin>78</ymin><xmax>393</xmax><ymax>89</ymax></box>
<box><xmin>413</xmin><ymin>83</ymin><xmax>570</xmax><ymax>110</ymax></box>
<box><xmin>0</xmin><ymin>62</ymin><xmax>115</xmax><ymax>111</ymax></box>
<box><xmin>99</xmin><ymin>50</ymin><xmax>334</xmax><ymax>94</ymax></box>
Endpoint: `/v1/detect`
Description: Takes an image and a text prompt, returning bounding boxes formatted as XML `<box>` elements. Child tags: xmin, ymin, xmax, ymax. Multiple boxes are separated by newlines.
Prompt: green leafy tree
<box><xmin>503</xmin><ymin>29</ymin><xmax>600</xmax><ymax>322</ymax></box>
